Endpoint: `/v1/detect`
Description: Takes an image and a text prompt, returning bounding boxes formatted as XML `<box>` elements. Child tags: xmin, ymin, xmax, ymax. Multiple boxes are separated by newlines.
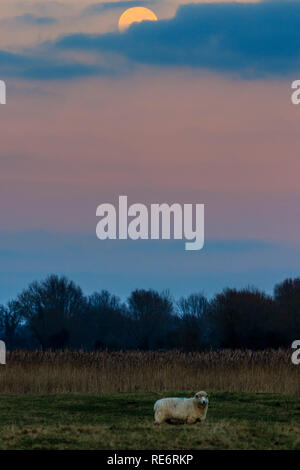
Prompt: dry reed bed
<box><xmin>0</xmin><ymin>349</ymin><xmax>299</xmax><ymax>395</ymax></box>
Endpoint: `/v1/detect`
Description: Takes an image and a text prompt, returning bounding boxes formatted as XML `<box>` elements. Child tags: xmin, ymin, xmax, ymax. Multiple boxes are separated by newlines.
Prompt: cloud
<box><xmin>83</xmin><ymin>1</ymin><xmax>154</xmax><ymax>15</ymax></box>
<box><xmin>57</xmin><ymin>1</ymin><xmax>300</xmax><ymax>77</ymax></box>
<box><xmin>2</xmin><ymin>1</ymin><xmax>300</xmax><ymax>81</ymax></box>
<box><xmin>0</xmin><ymin>49</ymin><xmax>101</xmax><ymax>80</ymax></box>
<box><xmin>14</xmin><ymin>14</ymin><xmax>57</xmax><ymax>25</ymax></box>
<box><xmin>0</xmin><ymin>13</ymin><xmax>58</xmax><ymax>28</ymax></box>
<box><xmin>16</xmin><ymin>1</ymin><xmax>72</xmax><ymax>16</ymax></box>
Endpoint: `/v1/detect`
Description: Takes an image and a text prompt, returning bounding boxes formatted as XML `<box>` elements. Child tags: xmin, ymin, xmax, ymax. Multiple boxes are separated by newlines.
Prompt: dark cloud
<box><xmin>57</xmin><ymin>1</ymin><xmax>300</xmax><ymax>77</ymax></box>
<box><xmin>0</xmin><ymin>50</ymin><xmax>101</xmax><ymax>80</ymax></box>
<box><xmin>2</xmin><ymin>1</ymin><xmax>300</xmax><ymax>81</ymax></box>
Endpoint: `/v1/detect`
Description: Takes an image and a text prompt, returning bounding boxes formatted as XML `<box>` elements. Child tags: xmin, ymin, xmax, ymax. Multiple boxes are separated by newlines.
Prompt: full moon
<box><xmin>118</xmin><ymin>7</ymin><xmax>158</xmax><ymax>32</ymax></box>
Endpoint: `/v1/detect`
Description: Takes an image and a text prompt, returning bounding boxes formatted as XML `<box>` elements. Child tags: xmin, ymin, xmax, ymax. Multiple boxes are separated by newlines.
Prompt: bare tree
<box><xmin>206</xmin><ymin>287</ymin><xmax>279</xmax><ymax>349</ymax></box>
<box><xmin>0</xmin><ymin>301</ymin><xmax>23</xmax><ymax>348</ymax></box>
<box><xmin>176</xmin><ymin>293</ymin><xmax>208</xmax><ymax>350</ymax></box>
<box><xmin>87</xmin><ymin>290</ymin><xmax>132</xmax><ymax>350</ymax></box>
<box><xmin>14</xmin><ymin>275</ymin><xmax>86</xmax><ymax>349</ymax></box>
<box><xmin>274</xmin><ymin>278</ymin><xmax>300</xmax><ymax>344</ymax></box>
<box><xmin>128</xmin><ymin>289</ymin><xmax>175</xmax><ymax>350</ymax></box>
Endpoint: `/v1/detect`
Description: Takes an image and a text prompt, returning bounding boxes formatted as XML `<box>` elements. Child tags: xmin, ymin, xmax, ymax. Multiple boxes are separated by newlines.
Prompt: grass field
<box><xmin>0</xmin><ymin>350</ymin><xmax>299</xmax><ymax>450</ymax></box>
<box><xmin>0</xmin><ymin>391</ymin><xmax>299</xmax><ymax>450</ymax></box>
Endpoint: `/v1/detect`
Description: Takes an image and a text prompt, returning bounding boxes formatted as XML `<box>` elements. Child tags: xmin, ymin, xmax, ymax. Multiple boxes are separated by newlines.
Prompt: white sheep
<box><xmin>154</xmin><ymin>391</ymin><xmax>209</xmax><ymax>425</ymax></box>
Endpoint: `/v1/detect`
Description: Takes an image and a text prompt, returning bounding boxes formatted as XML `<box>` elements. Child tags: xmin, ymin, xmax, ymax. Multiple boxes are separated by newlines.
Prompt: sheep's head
<box><xmin>194</xmin><ymin>391</ymin><xmax>208</xmax><ymax>408</ymax></box>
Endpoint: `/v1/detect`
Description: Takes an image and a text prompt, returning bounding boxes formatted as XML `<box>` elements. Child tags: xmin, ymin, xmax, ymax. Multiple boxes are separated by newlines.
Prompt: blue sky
<box><xmin>0</xmin><ymin>231</ymin><xmax>299</xmax><ymax>302</ymax></box>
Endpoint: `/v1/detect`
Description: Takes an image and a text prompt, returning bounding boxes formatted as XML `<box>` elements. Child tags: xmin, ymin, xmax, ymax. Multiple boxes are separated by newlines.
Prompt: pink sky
<box><xmin>1</xmin><ymin>72</ymin><xmax>299</xmax><ymax>242</ymax></box>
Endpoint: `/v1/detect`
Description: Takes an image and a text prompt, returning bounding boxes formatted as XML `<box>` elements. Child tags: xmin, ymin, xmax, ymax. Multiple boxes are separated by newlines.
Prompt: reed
<box><xmin>0</xmin><ymin>349</ymin><xmax>298</xmax><ymax>395</ymax></box>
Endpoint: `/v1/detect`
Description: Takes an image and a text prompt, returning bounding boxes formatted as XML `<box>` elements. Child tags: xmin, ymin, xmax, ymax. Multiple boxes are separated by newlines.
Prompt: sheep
<box><xmin>154</xmin><ymin>391</ymin><xmax>209</xmax><ymax>425</ymax></box>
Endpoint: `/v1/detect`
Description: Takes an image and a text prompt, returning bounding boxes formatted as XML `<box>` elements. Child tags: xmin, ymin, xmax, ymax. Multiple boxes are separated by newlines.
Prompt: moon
<box><xmin>118</xmin><ymin>7</ymin><xmax>158</xmax><ymax>32</ymax></box>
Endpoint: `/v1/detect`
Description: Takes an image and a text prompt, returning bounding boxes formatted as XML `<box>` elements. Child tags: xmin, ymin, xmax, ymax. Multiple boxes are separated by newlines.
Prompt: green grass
<box><xmin>0</xmin><ymin>391</ymin><xmax>299</xmax><ymax>450</ymax></box>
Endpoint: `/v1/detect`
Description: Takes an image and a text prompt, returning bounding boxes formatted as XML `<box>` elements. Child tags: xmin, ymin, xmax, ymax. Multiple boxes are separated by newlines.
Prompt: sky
<box><xmin>0</xmin><ymin>0</ymin><xmax>300</xmax><ymax>302</ymax></box>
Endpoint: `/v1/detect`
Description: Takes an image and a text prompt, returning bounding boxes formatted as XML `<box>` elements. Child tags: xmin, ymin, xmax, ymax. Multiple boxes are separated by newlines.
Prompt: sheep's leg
<box><xmin>186</xmin><ymin>417</ymin><xmax>197</xmax><ymax>425</ymax></box>
<box><xmin>154</xmin><ymin>410</ymin><xmax>165</xmax><ymax>425</ymax></box>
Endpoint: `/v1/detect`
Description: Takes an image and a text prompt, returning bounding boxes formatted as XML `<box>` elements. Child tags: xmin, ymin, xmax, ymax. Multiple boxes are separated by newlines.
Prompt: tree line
<box><xmin>0</xmin><ymin>275</ymin><xmax>299</xmax><ymax>351</ymax></box>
